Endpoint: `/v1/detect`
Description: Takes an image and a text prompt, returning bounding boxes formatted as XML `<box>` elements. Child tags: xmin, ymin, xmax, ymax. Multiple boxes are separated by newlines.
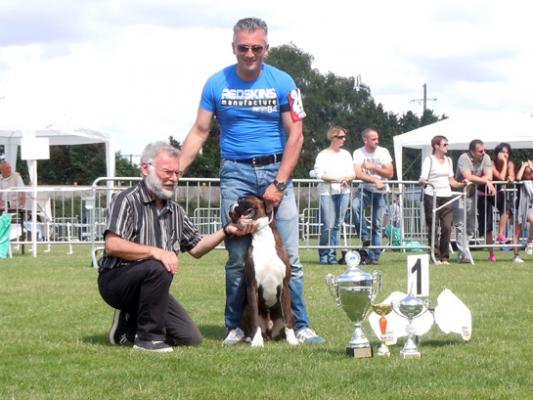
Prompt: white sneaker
<box><xmin>526</xmin><ymin>243</ymin><xmax>533</xmax><ymax>256</ymax></box>
<box><xmin>295</xmin><ymin>327</ymin><xmax>326</xmax><ymax>344</ymax></box>
<box><xmin>513</xmin><ymin>255</ymin><xmax>525</xmax><ymax>263</ymax></box>
<box><xmin>223</xmin><ymin>328</ymin><xmax>245</xmax><ymax>346</ymax></box>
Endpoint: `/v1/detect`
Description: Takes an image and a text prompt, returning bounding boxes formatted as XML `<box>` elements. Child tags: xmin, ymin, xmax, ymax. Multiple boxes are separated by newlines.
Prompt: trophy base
<box><xmin>400</xmin><ymin>350</ymin><xmax>421</xmax><ymax>359</ymax></box>
<box><xmin>346</xmin><ymin>346</ymin><xmax>373</xmax><ymax>358</ymax></box>
<box><xmin>376</xmin><ymin>344</ymin><xmax>390</xmax><ymax>357</ymax></box>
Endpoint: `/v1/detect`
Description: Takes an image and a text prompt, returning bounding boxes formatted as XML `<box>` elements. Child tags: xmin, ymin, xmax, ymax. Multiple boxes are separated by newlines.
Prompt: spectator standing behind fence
<box><xmin>352</xmin><ymin>128</ymin><xmax>394</xmax><ymax>265</ymax></box>
<box><xmin>477</xmin><ymin>144</ymin><xmax>510</xmax><ymax>262</ymax></box>
<box><xmin>419</xmin><ymin>136</ymin><xmax>465</xmax><ymax>265</ymax></box>
<box><xmin>97</xmin><ymin>142</ymin><xmax>254</xmax><ymax>353</ymax></box>
<box><xmin>179</xmin><ymin>17</ymin><xmax>324</xmax><ymax>345</ymax></box>
<box><xmin>313</xmin><ymin>126</ymin><xmax>355</xmax><ymax>264</ymax></box>
<box><xmin>489</xmin><ymin>143</ymin><xmax>516</xmax><ymax>243</ymax></box>
<box><xmin>0</xmin><ymin>161</ymin><xmax>26</xmax><ymax>210</ymax></box>
<box><xmin>513</xmin><ymin>159</ymin><xmax>533</xmax><ymax>261</ymax></box>
<box><xmin>453</xmin><ymin>139</ymin><xmax>496</xmax><ymax>263</ymax></box>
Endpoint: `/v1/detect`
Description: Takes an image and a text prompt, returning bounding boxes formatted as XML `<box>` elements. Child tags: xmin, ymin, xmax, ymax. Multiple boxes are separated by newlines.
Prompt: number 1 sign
<box><xmin>407</xmin><ymin>254</ymin><xmax>429</xmax><ymax>297</ymax></box>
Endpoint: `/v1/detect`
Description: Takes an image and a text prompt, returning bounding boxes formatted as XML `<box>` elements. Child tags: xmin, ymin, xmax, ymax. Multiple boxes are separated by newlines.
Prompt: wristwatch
<box><xmin>273</xmin><ymin>179</ymin><xmax>287</xmax><ymax>192</ymax></box>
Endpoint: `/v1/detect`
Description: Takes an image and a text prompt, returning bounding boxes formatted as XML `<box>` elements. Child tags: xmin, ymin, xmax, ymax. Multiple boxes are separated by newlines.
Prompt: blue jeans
<box><xmin>351</xmin><ymin>188</ymin><xmax>387</xmax><ymax>262</ymax></box>
<box><xmin>220</xmin><ymin>159</ymin><xmax>310</xmax><ymax>331</ymax></box>
<box><xmin>319</xmin><ymin>193</ymin><xmax>350</xmax><ymax>263</ymax></box>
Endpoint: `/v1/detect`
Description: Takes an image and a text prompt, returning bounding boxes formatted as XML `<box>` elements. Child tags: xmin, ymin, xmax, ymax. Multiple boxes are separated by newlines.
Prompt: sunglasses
<box><xmin>441</xmin><ymin>143</ymin><xmax>449</xmax><ymax>147</ymax></box>
<box><xmin>335</xmin><ymin>136</ymin><xmax>347</xmax><ymax>139</ymax></box>
<box><xmin>236</xmin><ymin>44</ymin><xmax>265</xmax><ymax>54</ymax></box>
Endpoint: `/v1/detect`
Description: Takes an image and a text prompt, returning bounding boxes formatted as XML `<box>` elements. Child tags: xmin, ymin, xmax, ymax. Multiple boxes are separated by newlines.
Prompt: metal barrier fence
<box><xmin>2</xmin><ymin>178</ymin><xmax>530</xmax><ymax>266</ymax></box>
<box><xmin>1</xmin><ymin>185</ymin><xmax>95</xmax><ymax>256</ymax></box>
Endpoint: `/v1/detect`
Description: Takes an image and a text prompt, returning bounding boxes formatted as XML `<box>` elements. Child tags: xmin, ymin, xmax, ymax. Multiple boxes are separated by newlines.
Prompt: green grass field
<box><xmin>1</xmin><ymin>245</ymin><xmax>532</xmax><ymax>399</ymax></box>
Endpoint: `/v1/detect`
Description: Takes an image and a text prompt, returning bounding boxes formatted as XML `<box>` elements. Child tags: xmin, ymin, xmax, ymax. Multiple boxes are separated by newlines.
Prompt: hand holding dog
<box><xmin>263</xmin><ymin>183</ymin><xmax>283</xmax><ymax>207</ymax></box>
<box><xmin>226</xmin><ymin>222</ymin><xmax>257</xmax><ymax>236</ymax></box>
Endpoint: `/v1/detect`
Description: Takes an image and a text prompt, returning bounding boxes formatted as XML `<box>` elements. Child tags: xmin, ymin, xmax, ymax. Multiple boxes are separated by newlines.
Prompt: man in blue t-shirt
<box><xmin>180</xmin><ymin>17</ymin><xmax>324</xmax><ymax>345</ymax></box>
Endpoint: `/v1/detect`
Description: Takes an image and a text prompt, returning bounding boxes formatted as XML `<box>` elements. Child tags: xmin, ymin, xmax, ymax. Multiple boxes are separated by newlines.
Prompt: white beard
<box><xmin>145</xmin><ymin>169</ymin><xmax>174</xmax><ymax>200</ymax></box>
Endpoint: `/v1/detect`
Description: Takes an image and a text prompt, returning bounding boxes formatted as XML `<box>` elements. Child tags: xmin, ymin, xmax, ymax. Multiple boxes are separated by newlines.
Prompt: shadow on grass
<box><xmin>80</xmin><ymin>325</ymin><xmax>227</xmax><ymax>346</ymax></box>
<box><xmin>82</xmin><ymin>334</ymin><xmax>110</xmax><ymax>345</ymax></box>
<box><xmin>420</xmin><ymin>338</ymin><xmax>467</xmax><ymax>347</ymax></box>
<box><xmin>198</xmin><ymin>324</ymin><xmax>227</xmax><ymax>340</ymax></box>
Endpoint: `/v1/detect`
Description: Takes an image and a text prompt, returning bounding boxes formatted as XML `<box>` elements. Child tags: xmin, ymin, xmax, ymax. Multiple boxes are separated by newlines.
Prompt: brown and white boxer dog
<box><xmin>229</xmin><ymin>194</ymin><xmax>299</xmax><ymax>347</ymax></box>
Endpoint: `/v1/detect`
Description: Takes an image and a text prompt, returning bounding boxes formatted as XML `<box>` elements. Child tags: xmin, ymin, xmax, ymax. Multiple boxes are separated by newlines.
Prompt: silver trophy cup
<box><xmin>325</xmin><ymin>251</ymin><xmax>382</xmax><ymax>358</ymax></box>
<box><xmin>392</xmin><ymin>293</ymin><xmax>429</xmax><ymax>359</ymax></box>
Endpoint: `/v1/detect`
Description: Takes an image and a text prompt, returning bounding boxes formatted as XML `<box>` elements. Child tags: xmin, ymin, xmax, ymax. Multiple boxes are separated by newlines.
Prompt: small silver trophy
<box><xmin>325</xmin><ymin>251</ymin><xmax>382</xmax><ymax>358</ymax></box>
<box><xmin>392</xmin><ymin>291</ymin><xmax>429</xmax><ymax>359</ymax></box>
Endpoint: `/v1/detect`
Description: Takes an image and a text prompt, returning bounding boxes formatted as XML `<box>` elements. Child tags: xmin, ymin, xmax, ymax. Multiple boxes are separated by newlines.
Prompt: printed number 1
<box><xmin>411</xmin><ymin>258</ymin><xmax>422</xmax><ymax>295</ymax></box>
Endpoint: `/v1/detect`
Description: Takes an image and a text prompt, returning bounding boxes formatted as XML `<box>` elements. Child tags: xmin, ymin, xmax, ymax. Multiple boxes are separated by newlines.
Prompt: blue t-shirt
<box><xmin>199</xmin><ymin>63</ymin><xmax>302</xmax><ymax>160</ymax></box>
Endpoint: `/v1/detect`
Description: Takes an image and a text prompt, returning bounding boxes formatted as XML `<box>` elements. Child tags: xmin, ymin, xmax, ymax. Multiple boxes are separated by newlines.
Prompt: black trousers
<box><xmin>98</xmin><ymin>259</ymin><xmax>202</xmax><ymax>346</ymax></box>
<box><xmin>424</xmin><ymin>194</ymin><xmax>453</xmax><ymax>261</ymax></box>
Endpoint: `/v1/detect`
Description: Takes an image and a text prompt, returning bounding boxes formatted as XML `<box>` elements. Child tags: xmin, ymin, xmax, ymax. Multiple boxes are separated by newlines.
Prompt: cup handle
<box><xmin>391</xmin><ymin>300</ymin><xmax>402</xmax><ymax>317</ymax></box>
<box><xmin>325</xmin><ymin>274</ymin><xmax>340</xmax><ymax>306</ymax></box>
<box><xmin>371</xmin><ymin>270</ymin><xmax>382</xmax><ymax>301</ymax></box>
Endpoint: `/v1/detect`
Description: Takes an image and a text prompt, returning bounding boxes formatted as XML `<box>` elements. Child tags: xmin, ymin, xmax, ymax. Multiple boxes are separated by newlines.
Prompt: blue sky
<box><xmin>0</xmin><ymin>0</ymin><xmax>531</xmax><ymax>156</ymax></box>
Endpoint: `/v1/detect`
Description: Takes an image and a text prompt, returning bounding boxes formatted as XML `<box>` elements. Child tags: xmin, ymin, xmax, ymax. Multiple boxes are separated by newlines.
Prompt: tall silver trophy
<box><xmin>325</xmin><ymin>251</ymin><xmax>382</xmax><ymax>358</ymax></box>
<box><xmin>392</xmin><ymin>292</ymin><xmax>429</xmax><ymax>359</ymax></box>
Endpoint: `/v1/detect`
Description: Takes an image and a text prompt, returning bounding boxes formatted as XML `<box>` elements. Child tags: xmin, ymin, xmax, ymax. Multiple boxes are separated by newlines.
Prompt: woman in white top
<box><xmin>313</xmin><ymin>127</ymin><xmax>355</xmax><ymax>264</ymax></box>
<box><xmin>419</xmin><ymin>135</ymin><xmax>464</xmax><ymax>264</ymax></box>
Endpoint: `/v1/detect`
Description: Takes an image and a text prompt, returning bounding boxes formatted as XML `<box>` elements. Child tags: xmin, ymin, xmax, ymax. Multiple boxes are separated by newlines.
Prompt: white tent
<box><xmin>0</xmin><ymin>124</ymin><xmax>115</xmax><ymax>179</ymax></box>
<box><xmin>393</xmin><ymin>113</ymin><xmax>533</xmax><ymax>180</ymax></box>
<box><xmin>1</xmin><ymin>124</ymin><xmax>115</xmax><ymax>257</ymax></box>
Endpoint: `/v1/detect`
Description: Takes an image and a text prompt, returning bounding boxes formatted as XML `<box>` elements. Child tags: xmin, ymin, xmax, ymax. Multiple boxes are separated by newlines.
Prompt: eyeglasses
<box><xmin>236</xmin><ymin>44</ymin><xmax>265</xmax><ymax>54</ymax></box>
<box><xmin>160</xmin><ymin>169</ymin><xmax>182</xmax><ymax>177</ymax></box>
<box><xmin>147</xmin><ymin>162</ymin><xmax>182</xmax><ymax>177</ymax></box>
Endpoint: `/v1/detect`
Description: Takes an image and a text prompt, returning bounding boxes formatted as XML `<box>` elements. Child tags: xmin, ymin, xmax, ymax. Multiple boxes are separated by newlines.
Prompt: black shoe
<box><xmin>361</xmin><ymin>259</ymin><xmax>378</xmax><ymax>265</ymax></box>
<box><xmin>133</xmin><ymin>336</ymin><xmax>173</xmax><ymax>353</ymax></box>
<box><xmin>338</xmin><ymin>251</ymin><xmax>347</xmax><ymax>264</ymax></box>
<box><xmin>108</xmin><ymin>309</ymin><xmax>131</xmax><ymax>345</ymax></box>
<box><xmin>362</xmin><ymin>240</ymin><xmax>371</xmax><ymax>247</ymax></box>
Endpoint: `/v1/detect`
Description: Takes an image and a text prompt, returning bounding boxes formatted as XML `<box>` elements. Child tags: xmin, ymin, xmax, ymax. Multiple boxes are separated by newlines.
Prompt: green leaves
<box><xmin>267</xmin><ymin>44</ymin><xmax>442</xmax><ymax>179</ymax></box>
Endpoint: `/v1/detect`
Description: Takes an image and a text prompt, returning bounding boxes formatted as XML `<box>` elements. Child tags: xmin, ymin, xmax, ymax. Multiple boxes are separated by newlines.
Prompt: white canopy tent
<box><xmin>0</xmin><ymin>124</ymin><xmax>115</xmax><ymax>179</ymax></box>
<box><xmin>0</xmin><ymin>124</ymin><xmax>115</xmax><ymax>257</ymax></box>
<box><xmin>393</xmin><ymin>113</ymin><xmax>533</xmax><ymax>180</ymax></box>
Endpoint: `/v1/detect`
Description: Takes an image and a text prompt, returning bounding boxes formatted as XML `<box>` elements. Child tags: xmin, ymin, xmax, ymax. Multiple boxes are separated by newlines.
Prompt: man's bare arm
<box><xmin>188</xmin><ymin>223</ymin><xmax>255</xmax><ymax>258</ymax></box>
<box><xmin>105</xmin><ymin>232</ymin><xmax>180</xmax><ymax>274</ymax></box>
<box><xmin>179</xmin><ymin>108</ymin><xmax>214</xmax><ymax>174</ymax></box>
<box><xmin>263</xmin><ymin>113</ymin><xmax>303</xmax><ymax>206</ymax></box>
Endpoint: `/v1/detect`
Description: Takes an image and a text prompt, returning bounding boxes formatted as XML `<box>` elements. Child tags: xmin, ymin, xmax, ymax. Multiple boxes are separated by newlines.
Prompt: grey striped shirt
<box><xmin>98</xmin><ymin>180</ymin><xmax>201</xmax><ymax>270</ymax></box>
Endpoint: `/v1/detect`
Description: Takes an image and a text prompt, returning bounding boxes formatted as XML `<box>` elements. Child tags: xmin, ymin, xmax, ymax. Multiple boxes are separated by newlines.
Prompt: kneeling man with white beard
<box><xmin>97</xmin><ymin>142</ymin><xmax>254</xmax><ymax>353</ymax></box>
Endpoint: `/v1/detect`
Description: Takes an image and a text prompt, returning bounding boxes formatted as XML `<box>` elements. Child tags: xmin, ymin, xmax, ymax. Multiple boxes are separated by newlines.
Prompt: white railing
<box><xmin>2</xmin><ymin>178</ymin><xmax>529</xmax><ymax>267</ymax></box>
